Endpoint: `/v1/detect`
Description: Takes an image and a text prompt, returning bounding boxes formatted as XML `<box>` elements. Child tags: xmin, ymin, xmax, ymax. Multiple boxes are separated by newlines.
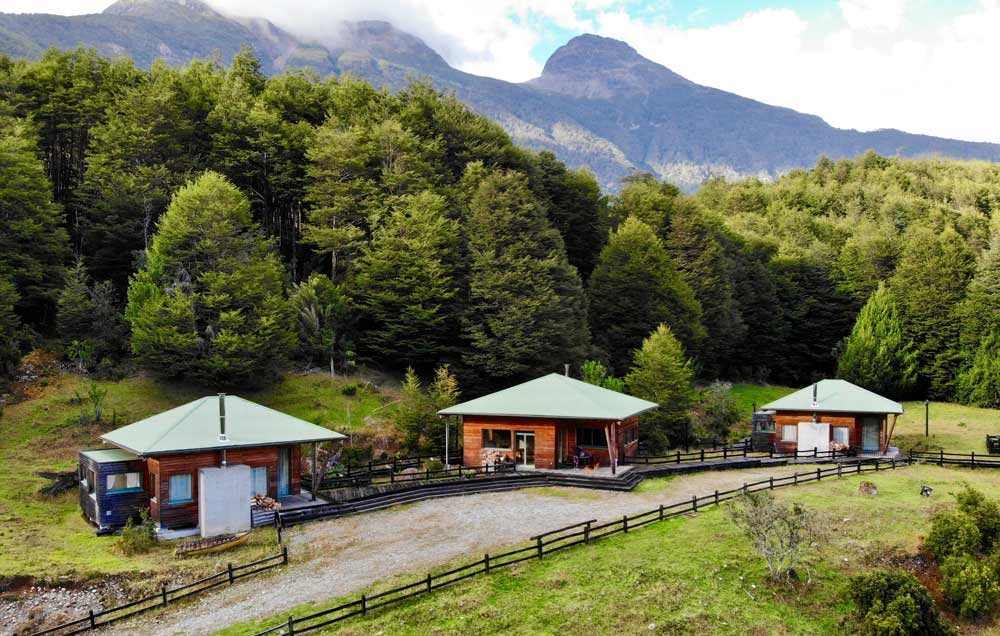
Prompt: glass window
<box><xmin>106</xmin><ymin>472</ymin><xmax>142</xmax><ymax>492</ymax></box>
<box><xmin>87</xmin><ymin>469</ymin><xmax>97</xmax><ymax>494</ymax></box>
<box><xmin>833</xmin><ymin>426</ymin><xmax>850</xmax><ymax>445</ymax></box>
<box><xmin>576</xmin><ymin>427</ymin><xmax>608</xmax><ymax>448</ymax></box>
<box><xmin>252</xmin><ymin>467</ymin><xmax>268</xmax><ymax>497</ymax></box>
<box><xmin>168</xmin><ymin>474</ymin><xmax>193</xmax><ymax>503</ymax></box>
<box><xmin>482</xmin><ymin>429</ymin><xmax>512</xmax><ymax>449</ymax></box>
<box><xmin>781</xmin><ymin>425</ymin><xmax>798</xmax><ymax>442</ymax></box>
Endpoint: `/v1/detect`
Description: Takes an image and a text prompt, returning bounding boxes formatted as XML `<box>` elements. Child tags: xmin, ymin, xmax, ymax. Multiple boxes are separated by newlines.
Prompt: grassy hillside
<box><xmin>0</xmin><ymin>370</ymin><xmax>395</xmax><ymax>580</ymax></box>
<box><xmin>216</xmin><ymin>464</ymin><xmax>1000</xmax><ymax>636</ymax></box>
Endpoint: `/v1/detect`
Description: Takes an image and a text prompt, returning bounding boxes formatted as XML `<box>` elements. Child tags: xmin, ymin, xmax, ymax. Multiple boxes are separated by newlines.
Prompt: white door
<box><xmin>797</xmin><ymin>422</ymin><xmax>830</xmax><ymax>453</ymax></box>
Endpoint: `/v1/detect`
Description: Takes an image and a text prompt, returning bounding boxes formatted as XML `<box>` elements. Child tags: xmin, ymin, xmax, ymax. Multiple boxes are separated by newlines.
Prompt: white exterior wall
<box><xmin>797</xmin><ymin>422</ymin><xmax>830</xmax><ymax>453</ymax></box>
<box><xmin>198</xmin><ymin>464</ymin><xmax>251</xmax><ymax>538</ymax></box>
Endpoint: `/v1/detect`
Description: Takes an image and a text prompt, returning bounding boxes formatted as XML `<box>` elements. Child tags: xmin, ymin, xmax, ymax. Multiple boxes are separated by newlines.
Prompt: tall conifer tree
<box><xmin>836</xmin><ymin>282</ymin><xmax>918</xmax><ymax>399</ymax></box>
<box><xmin>589</xmin><ymin>216</ymin><xmax>703</xmax><ymax>374</ymax></box>
<box><xmin>625</xmin><ymin>324</ymin><xmax>694</xmax><ymax>451</ymax></box>
<box><xmin>461</xmin><ymin>169</ymin><xmax>589</xmax><ymax>384</ymax></box>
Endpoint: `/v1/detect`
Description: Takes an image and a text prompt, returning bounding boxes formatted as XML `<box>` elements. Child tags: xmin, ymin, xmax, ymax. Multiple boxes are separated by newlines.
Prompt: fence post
<box><xmin>940</xmin><ymin>449</ymin><xmax>944</xmax><ymax>466</ymax></box>
<box><xmin>743</xmin><ymin>446</ymin><xmax>747</xmax><ymax>458</ymax></box>
<box><xmin>909</xmin><ymin>448</ymin><xmax>913</xmax><ymax>463</ymax></box>
<box><xmin>658</xmin><ymin>504</ymin><xmax>664</xmax><ymax>521</ymax></box>
<box><xmin>287</xmin><ymin>616</ymin><xmax>296</xmax><ymax>636</ymax></box>
<box><xmin>714</xmin><ymin>490</ymin><xmax>719</xmax><ymax>505</ymax></box>
<box><xmin>769</xmin><ymin>476</ymin><xmax>773</xmax><ymax>490</ymax></box>
<box><xmin>676</xmin><ymin>451</ymin><xmax>681</xmax><ymax>464</ymax></box>
<box><xmin>816</xmin><ymin>467</ymin><xmax>821</xmax><ymax>481</ymax></box>
<box><xmin>793</xmin><ymin>472</ymin><xmax>798</xmax><ymax>485</ymax></box>
<box><xmin>723</xmin><ymin>447</ymin><xmax>728</xmax><ymax>460</ymax></box>
<box><xmin>585</xmin><ymin>521</ymin><xmax>592</xmax><ymax>543</ymax></box>
<box><xmin>972</xmin><ymin>451</ymin><xmax>976</xmax><ymax>469</ymax></box>
<box><xmin>361</xmin><ymin>593</ymin><xmax>367</xmax><ymax>615</ymax></box>
<box><xmin>485</xmin><ymin>553</ymin><xmax>491</xmax><ymax>574</ymax></box>
<box><xmin>426</xmin><ymin>573</ymin><xmax>432</xmax><ymax>593</ymax></box>
<box><xmin>701</xmin><ymin>448</ymin><xmax>705</xmax><ymax>462</ymax></box>
<box><xmin>89</xmin><ymin>610</ymin><xmax>97</xmax><ymax>629</ymax></box>
<box><xmin>537</xmin><ymin>536</ymin><xmax>544</xmax><ymax>559</ymax></box>
<box><xmin>228</xmin><ymin>562</ymin><xmax>234</xmax><ymax>585</ymax></box>
<box><xmin>282</xmin><ymin>545</ymin><xmax>289</xmax><ymax>565</ymax></box>
<box><xmin>161</xmin><ymin>584</ymin><xmax>168</xmax><ymax>607</ymax></box>
<box><xmin>891</xmin><ymin>458</ymin><xmax>896</xmax><ymax>470</ymax></box>
<box><xmin>814</xmin><ymin>446</ymin><xmax>818</xmax><ymax>458</ymax></box>
<box><xmin>837</xmin><ymin>463</ymin><xmax>842</xmax><ymax>477</ymax></box>
<box><xmin>623</xmin><ymin>514</ymin><xmax>629</xmax><ymax>533</ymax></box>
<box><xmin>692</xmin><ymin>494</ymin><xmax>698</xmax><ymax>512</ymax></box>
<box><xmin>876</xmin><ymin>460</ymin><xmax>880</xmax><ymax>472</ymax></box>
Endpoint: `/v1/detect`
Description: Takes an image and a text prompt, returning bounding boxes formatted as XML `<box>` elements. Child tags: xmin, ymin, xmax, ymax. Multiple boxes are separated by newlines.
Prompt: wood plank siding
<box><xmin>462</xmin><ymin>416</ymin><xmax>639</xmax><ymax>469</ymax></box>
<box><xmin>77</xmin><ymin>453</ymin><xmax>148</xmax><ymax>529</ymax></box>
<box><xmin>767</xmin><ymin>411</ymin><xmax>888</xmax><ymax>453</ymax></box>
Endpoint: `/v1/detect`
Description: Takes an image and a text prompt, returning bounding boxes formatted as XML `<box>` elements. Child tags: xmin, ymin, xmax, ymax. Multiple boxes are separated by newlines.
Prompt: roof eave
<box><xmin>436</xmin><ymin>407</ymin><xmax>657</xmax><ymax>420</ymax></box>
<box><xmin>100</xmin><ymin>435</ymin><xmax>346</xmax><ymax>457</ymax></box>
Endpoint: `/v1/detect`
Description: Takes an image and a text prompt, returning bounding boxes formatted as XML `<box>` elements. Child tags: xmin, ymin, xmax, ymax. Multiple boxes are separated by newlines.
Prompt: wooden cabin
<box><xmin>754</xmin><ymin>379</ymin><xmax>904</xmax><ymax>455</ymax></box>
<box><xmin>79</xmin><ymin>394</ymin><xmax>344</xmax><ymax>534</ymax></box>
<box><xmin>439</xmin><ymin>373</ymin><xmax>658</xmax><ymax>473</ymax></box>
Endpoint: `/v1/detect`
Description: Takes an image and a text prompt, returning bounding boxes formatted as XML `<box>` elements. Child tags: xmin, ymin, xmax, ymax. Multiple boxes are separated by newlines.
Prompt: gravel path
<box><xmin>122</xmin><ymin>465</ymin><xmax>809</xmax><ymax>636</ymax></box>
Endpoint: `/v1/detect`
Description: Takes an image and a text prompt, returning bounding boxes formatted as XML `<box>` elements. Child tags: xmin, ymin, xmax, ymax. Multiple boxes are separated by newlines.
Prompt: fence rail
<box><xmin>910</xmin><ymin>448</ymin><xmax>1000</xmax><ymax>468</ymax></box>
<box><xmin>251</xmin><ymin>459</ymin><xmax>901</xmax><ymax>636</ymax></box>
<box><xmin>305</xmin><ymin>460</ymin><xmax>514</xmax><ymax>492</ymax></box>
<box><xmin>624</xmin><ymin>446</ymin><xmax>849</xmax><ymax>465</ymax></box>
<box><xmin>29</xmin><ymin>548</ymin><xmax>288</xmax><ymax>636</ymax></box>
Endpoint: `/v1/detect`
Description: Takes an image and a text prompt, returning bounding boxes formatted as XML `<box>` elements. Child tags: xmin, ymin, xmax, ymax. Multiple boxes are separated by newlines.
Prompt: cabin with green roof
<box><xmin>79</xmin><ymin>394</ymin><xmax>344</xmax><ymax>534</ymax></box>
<box><xmin>755</xmin><ymin>379</ymin><xmax>904</xmax><ymax>455</ymax></box>
<box><xmin>439</xmin><ymin>373</ymin><xmax>658</xmax><ymax>472</ymax></box>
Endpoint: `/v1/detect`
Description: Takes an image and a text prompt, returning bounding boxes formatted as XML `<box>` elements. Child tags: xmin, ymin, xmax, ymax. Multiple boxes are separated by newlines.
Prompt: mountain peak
<box><xmin>529</xmin><ymin>33</ymin><xmax>691</xmax><ymax>99</ymax></box>
<box><xmin>104</xmin><ymin>0</ymin><xmax>223</xmax><ymax>20</ymax></box>
<box><xmin>329</xmin><ymin>20</ymin><xmax>448</xmax><ymax>70</ymax></box>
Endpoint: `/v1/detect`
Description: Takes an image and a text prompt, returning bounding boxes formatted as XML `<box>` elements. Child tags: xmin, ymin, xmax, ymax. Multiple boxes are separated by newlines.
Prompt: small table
<box><xmin>575</xmin><ymin>454</ymin><xmax>593</xmax><ymax>469</ymax></box>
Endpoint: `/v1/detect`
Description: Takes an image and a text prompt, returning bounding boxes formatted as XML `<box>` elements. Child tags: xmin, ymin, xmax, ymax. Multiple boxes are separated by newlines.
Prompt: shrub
<box><xmin>726</xmin><ymin>491</ymin><xmax>819</xmax><ymax>582</ymax></box>
<box><xmin>849</xmin><ymin>570</ymin><xmax>954</xmax><ymax>636</ymax></box>
<box><xmin>117</xmin><ymin>509</ymin><xmax>155</xmax><ymax>555</ymax></box>
<box><xmin>924</xmin><ymin>511</ymin><xmax>981</xmax><ymax>560</ymax></box>
<box><xmin>425</xmin><ymin>458</ymin><xmax>445</xmax><ymax>473</ymax></box>
<box><xmin>941</xmin><ymin>554</ymin><xmax>1000</xmax><ymax>619</ymax></box>
<box><xmin>955</xmin><ymin>485</ymin><xmax>1000</xmax><ymax>552</ymax></box>
<box><xmin>340</xmin><ymin>382</ymin><xmax>358</xmax><ymax>396</ymax></box>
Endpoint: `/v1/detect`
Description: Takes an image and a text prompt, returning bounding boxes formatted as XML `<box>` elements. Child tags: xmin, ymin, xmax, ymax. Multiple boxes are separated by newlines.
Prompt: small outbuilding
<box><xmin>438</xmin><ymin>373</ymin><xmax>658</xmax><ymax>472</ymax></box>
<box><xmin>754</xmin><ymin>379</ymin><xmax>904</xmax><ymax>455</ymax></box>
<box><xmin>79</xmin><ymin>394</ymin><xmax>344</xmax><ymax>536</ymax></box>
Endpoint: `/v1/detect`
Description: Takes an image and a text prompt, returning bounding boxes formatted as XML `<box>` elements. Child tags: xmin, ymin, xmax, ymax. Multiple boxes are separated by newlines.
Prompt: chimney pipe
<box><xmin>564</xmin><ymin>364</ymin><xmax>569</xmax><ymax>377</ymax></box>
<box><xmin>218</xmin><ymin>393</ymin><xmax>228</xmax><ymax>467</ymax></box>
<box><xmin>811</xmin><ymin>383</ymin><xmax>818</xmax><ymax>408</ymax></box>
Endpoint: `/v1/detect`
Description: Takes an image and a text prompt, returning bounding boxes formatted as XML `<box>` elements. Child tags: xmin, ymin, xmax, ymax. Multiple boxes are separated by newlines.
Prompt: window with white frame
<box><xmin>781</xmin><ymin>424</ymin><xmax>798</xmax><ymax>442</ymax></box>
<box><xmin>106</xmin><ymin>472</ymin><xmax>142</xmax><ymax>493</ymax></box>
<box><xmin>168</xmin><ymin>473</ymin><xmax>193</xmax><ymax>503</ymax></box>
<box><xmin>833</xmin><ymin>426</ymin><xmax>850</xmax><ymax>446</ymax></box>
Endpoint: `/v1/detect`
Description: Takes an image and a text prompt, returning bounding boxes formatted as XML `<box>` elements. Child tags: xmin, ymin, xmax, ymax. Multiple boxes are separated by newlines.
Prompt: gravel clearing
<box><xmin>118</xmin><ymin>465</ymin><xmax>810</xmax><ymax>636</ymax></box>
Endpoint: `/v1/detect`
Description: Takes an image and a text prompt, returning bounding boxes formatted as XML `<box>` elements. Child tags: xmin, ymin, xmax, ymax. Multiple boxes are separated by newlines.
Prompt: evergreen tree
<box><xmin>625</xmin><ymin>324</ymin><xmax>694</xmax><ymax>452</ymax></box>
<box><xmin>126</xmin><ymin>171</ymin><xmax>293</xmax><ymax>387</ymax></box>
<box><xmin>588</xmin><ymin>216</ymin><xmax>703</xmax><ymax>374</ymax></box>
<box><xmin>609</xmin><ymin>174</ymin><xmax>681</xmax><ymax>231</ymax></box>
<box><xmin>580</xmin><ymin>359</ymin><xmax>625</xmax><ymax>392</ymax></box>
<box><xmin>56</xmin><ymin>259</ymin><xmax>96</xmax><ymax>345</ymax></box>
<box><xmin>462</xmin><ymin>169</ymin><xmax>590</xmax><ymax>385</ymax></box>
<box><xmin>836</xmin><ymin>282</ymin><xmax>918</xmax><ymax>399</ymax></box>
<box><xmin>533</xmin><ymin>151</ymin><xmax>607</xmax><ymax>278</ymax></box>
<box><xmin>0</xmin><ymin>118</ymin><xmax>68</xmax><ymax>326</ymax></box>
<box><xmin>958</xmin><ymin>240</ymin><xmax>1000</xmax><ymax>361</ymax></box>
<box><xmin>956</xmin><ymin>329</ymin><xmax>1000</xmax><ymax>408</ymax></box>
<box><xmin>0</xmin><ymin>277</ymin><xmax>22</xmax><ymax>390</ymax></box>
<box><xmin>353</xmin><ymin>191</ymin><xmax>459</xmax><ymax>367</ymax></box>
<box><xmin>289</xmin><ymin>273</ymin><xmax>353</xmax><ymax>373</ymax></box>
<box><xmin>396</xmin><ymin>365</ymin><xmax>460</xmax><ymax>454</ymax></box>
<box><xmin>666</xmin><ymin>201</ymin><xmax>744</xmax><ymax>376</ymax></box>
<box><xmin>891</xmin><ymin>226</ymin><xmax>975</xmax><ymax>399</ymax></box>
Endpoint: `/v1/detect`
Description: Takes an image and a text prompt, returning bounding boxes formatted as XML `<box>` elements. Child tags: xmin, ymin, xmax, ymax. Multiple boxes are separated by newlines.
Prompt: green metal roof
<box><xmin>438</xmin><ymin>373</ymin><xmax>658</xmax><ymax>420</ymax></box>
<box><xmin>761</xmin><ymin>379</ymin><xmax>904</xmax><ymax>415</ymax></box>
<box><xmin>100</xmin><ymin>395</ymin><xmax>346</xmax><ymax>456</ymax></box>
<box><xmin>80</xmin><ymin>448</ymin><xmax>140</xmax><ymax>463</ymax></box>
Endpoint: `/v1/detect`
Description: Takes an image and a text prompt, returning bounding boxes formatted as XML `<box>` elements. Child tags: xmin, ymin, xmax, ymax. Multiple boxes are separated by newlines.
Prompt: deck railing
<box><xmin>623</xmin><ymin>446</ymin><xmax>849</xmax><ymax>465</ymax></box>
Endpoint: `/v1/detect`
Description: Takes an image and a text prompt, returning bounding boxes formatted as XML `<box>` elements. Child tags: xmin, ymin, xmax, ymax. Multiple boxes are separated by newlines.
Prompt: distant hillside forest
<box><xmin>2</xmin><ymin>47</ymin><xmax>1000</xmax><ymax>408</ymax></box>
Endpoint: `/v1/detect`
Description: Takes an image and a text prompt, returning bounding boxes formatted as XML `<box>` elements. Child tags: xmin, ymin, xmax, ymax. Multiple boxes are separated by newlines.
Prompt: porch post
<box><xmin>310</xmin><ymin>442</ymin><xmax>318</xmax><ymax>501</ymax></box>
<box><xmin>444</xmin><ymin>416</ymin><xmax>450</xmax><ymax>468</ymax></box>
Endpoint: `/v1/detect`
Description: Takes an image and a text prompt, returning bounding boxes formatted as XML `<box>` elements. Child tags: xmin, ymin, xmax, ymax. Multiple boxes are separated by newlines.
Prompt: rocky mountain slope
<box><xmin>3</xmin><ymin>0</ymin><xmax>999</xmax><ymax>189</ymax></box>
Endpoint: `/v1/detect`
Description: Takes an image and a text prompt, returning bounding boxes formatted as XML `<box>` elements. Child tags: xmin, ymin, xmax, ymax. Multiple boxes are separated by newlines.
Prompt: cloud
<box><xmin>839</xmin><ymin>0</ymin><xmax>908</xmax><ymax>32</ymax></box>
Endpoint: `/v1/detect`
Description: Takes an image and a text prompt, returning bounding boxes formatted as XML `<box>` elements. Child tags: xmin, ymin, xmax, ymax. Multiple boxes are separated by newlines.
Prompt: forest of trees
<box><xmin>3</xmin><ymin>46</ymin><xmax>1000</xmax><ymax>429</ymax></box>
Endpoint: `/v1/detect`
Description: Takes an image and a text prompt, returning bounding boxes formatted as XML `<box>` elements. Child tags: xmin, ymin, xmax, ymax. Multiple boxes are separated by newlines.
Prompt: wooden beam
<box><xmin>883</xmin><ymin>414</ymin><xmax>898</xmax><ymax>455</ymax></box>
<box><xmin>311</xmin><ymin>442</ymin><xmax>318</xmax><ymax>501</ymax></box>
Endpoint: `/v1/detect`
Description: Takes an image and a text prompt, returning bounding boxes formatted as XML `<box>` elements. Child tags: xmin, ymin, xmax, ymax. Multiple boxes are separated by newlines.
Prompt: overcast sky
<box><xmin>4</xmin><ymin>0</ymin><xmax>999</xmax><ymax>144</ymax></box>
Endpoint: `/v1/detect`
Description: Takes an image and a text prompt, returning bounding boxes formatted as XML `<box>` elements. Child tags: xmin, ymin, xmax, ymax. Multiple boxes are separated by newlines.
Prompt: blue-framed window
<box><xmin>168</xmin><ymin>473</ymin><xmax>193</xmax><ymax>503</ymax></box>
<box><xmin>105</xmin><ymin>472</ymin><xmax>142</xmax><ymax>494</ymax></box>
<box><xmin>252</xmin><ymin>466</ymin><xmax>268</xmax><ymax>497</ymax></box>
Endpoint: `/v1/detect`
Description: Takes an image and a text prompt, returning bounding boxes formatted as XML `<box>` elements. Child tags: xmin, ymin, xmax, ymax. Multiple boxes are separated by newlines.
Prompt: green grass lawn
<box><xmin>727</xmin><ymin>383</ymin><xmax>796</xmax><ymax>419</ymax></box>
<box><xmin>0</xmin><ymin>370</ymin><xmax>396</xmax><ymax>580</ymax></box>
<box><xmin>893</xmin><ymin>400</ymin><xmax>1000</xmax><ymax>454</ymax></box>
<box><xmin>214</xmin><ymin>464</ymin><xmax>1000</xmax><ymax>636</ymax></box>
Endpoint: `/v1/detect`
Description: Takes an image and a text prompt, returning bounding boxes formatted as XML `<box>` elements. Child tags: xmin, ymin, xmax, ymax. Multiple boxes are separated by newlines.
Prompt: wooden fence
<box><xmin>305</xmin><ymin>460</ymin><xmax>512</xmax><ymax>492</ymax></box>
<box><xmin>250</xmin><ymin>459</ymin><xmax>901</xmax><ymax>636</ymax></box>
<box><xmin>28</xmin><ymin>548</ymin><xmax>288</xmax><ymax>636</ymax></box>
<box><xmin>624</xmin><ymin>445</ymin><xmax>848</xmax><ymax>465</ymax></box>
<box><xmin>910</xmin><ymin>448</ymin><xmax>1000</xmax><ymax>468</ymax></box>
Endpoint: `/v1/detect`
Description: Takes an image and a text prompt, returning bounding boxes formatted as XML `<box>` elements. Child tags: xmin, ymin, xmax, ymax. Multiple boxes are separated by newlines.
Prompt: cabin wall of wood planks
<box><xmin>767</xmin><ymin>411</ymin><xmax>888</xmax><ymax>453</ymax></box>
<box><xmin>462</xmin><ymin>416</ymin><xmax>639</xmax><ymax>469</ymax></box>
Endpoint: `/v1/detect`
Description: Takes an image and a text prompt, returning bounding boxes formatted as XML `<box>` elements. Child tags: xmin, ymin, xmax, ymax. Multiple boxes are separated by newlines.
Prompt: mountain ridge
<box><xmin>1</xmin><ymin>0</ymin><xmax>998</xmax><ymax>189</ymax></box>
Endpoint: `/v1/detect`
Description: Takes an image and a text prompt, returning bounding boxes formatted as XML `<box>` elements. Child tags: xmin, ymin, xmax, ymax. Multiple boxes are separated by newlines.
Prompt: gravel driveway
<box><xmin>122</xmin><ymin>465</ymin><xmax>809</xmax><ymax>636</ymax></box>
